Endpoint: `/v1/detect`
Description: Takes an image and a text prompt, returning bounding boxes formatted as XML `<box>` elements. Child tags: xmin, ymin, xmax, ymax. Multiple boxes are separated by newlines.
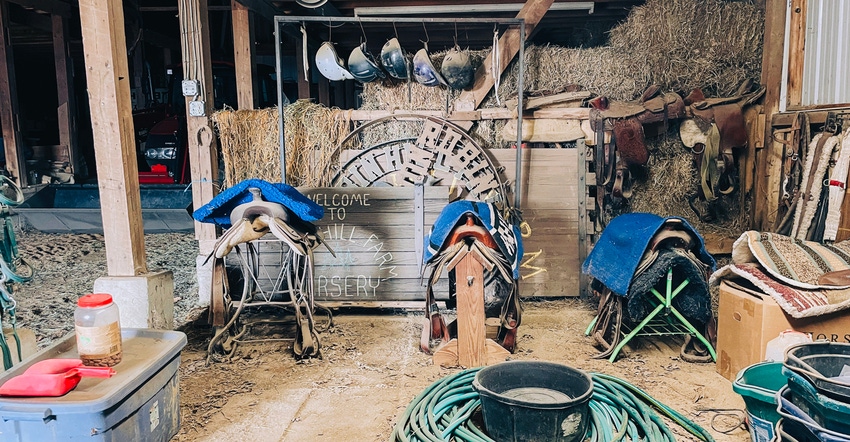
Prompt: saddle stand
<box><xmin>421</xmin><ymin>205</ymin><xmax>523</xmax><ymax>368</ymax></box>
<box><xmin>585</xmin><ymin>268</ymin><xmax>716</xmax><ymax>363</ymax></box>
<box><xmin>204</xmin><ymin>187</ymin><xmax>333</xmax><ymax>361</ymax></box>
<box><xmin>431</xmin><ymin>242</ymin><xmax>511</xmax><ymax>368</ymax></box>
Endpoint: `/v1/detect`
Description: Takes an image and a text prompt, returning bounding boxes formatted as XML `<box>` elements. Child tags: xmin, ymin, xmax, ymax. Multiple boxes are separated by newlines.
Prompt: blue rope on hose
<box><xmin>391</xmin><ymin>368</ymin><xmax>715</xmax><ymax>442</ymax></box>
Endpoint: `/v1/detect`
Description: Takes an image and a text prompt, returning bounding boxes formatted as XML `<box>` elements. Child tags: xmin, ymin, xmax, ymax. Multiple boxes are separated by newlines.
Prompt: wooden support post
<box><xmin>52</xmin><ymin>14</ymin><xmax>80</xmax><ymax>176</ymax></box>
<box><xmin>754</xmin><ymin>0</ymin><xmax>787</xmax><ymax>229</ymax></box>
<box><xmin>317</xmin><ymin>76</ymin><xmax>329</xmax><ymax>106</ymax></box>
<box><xmin>453</xmin><ymin>0</ymin><xmax>554</xmax><ymax>112</ymax></box>
<box><xmin>787</xmin><ymin>0</ymin><xmax>806</xmax><ymax>107</ymax></box>
<box><xmin>79</xmin><ymin>0</ymin><xmax>147</xmax><ymax>276</ymax></box>
<box><xmin>231</xmin><ymin>0</ymin><xmax>255</xmax><ymax>110</ymax></box>
<box><xmin>178</xmin><ymin>0</ymin><xmax>218</xmax><ymax>254</ymax></box>
<box><xmin>456</xmin><ymin>252</ymin><xmax>486</xmax><ymax>366</ymax></box>
<box><xmin>0</xmin><ymin>0</ymin><xmax>24</xmax><ymax>186</ymax></box>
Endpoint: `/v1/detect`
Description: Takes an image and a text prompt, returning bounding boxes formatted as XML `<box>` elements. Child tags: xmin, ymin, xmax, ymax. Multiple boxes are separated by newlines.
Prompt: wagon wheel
<box><xmin>330</xmin><ymin>114</ymin><xmax>513</xmax><ymax>215</ymax></box>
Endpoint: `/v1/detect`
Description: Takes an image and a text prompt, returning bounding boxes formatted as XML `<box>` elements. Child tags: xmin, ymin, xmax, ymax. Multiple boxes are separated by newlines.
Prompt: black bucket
<box><xmin>472</xmin><ymin>361</ymin><xmax>593</xmax><ymax>442</ymax></box>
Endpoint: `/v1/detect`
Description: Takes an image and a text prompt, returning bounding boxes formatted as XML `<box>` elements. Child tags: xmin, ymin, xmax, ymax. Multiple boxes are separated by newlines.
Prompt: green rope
<box><xmin>390</xmin><ymin>368</ymin><xmax>715</xmax><ymax>442</ymax></box>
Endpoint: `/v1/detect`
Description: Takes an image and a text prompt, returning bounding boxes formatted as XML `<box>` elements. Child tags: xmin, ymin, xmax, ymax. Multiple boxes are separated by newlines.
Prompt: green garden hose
<box><xmin>391</xmin><ymin>368</ymin><xmax>715</xmax><ymax>442</ymax></box>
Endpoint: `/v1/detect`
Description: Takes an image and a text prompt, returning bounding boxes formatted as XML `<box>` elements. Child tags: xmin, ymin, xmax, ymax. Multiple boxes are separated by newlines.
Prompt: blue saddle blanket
<box><xmin>424</xmin><ymin>201</ymin><xmax>523</xmax><ymax>279</ymax></box>
<box><xmin>581</xmin><ymin>213</ymin><xmax>715</xmax><ymax>296</ymax></box>
<box><xmin>193</xmin><ymin>179</ymin><xmax>323</xmax><ymax>228</ymax></box>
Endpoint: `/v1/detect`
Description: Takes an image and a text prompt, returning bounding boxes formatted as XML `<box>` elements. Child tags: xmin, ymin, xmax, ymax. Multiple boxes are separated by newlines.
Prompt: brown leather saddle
<box><xmin>680</xmin><ymin>82</ymin><xmax>765</xmax><ymax>221</ymax></box>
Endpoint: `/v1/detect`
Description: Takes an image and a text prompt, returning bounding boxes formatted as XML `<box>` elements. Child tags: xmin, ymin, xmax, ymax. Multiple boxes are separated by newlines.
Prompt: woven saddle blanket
<box><xmin>711</xmin><ymin>231</ymin><xmax>850</xmax><ymax>318</ymax></box>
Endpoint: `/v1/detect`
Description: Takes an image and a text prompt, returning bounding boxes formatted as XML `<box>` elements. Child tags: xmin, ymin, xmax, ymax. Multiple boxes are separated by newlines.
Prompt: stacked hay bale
<box><xmin>212</xmin><ymin>101</ymin><xmax>350</xmax><ymax>188</ymax></box>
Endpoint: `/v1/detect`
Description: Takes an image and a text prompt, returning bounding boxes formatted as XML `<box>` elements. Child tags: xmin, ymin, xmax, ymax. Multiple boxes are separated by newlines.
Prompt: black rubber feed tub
<box><xmin>472</xmin><ymin>361</ymin><xmax>593</xmax><ymax>442</ymax></box>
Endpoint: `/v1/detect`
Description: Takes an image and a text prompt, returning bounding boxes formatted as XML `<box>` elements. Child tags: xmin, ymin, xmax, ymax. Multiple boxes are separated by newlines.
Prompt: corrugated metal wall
<box><xmin>802</xmin><ymin>0</ymin><xmax>850</xmax><ymax>105</ymax></box>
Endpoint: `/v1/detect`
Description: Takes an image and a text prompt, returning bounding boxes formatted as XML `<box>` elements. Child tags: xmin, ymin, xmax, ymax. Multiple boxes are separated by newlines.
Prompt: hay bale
<box><xmin>212</xmin><ymin>101</ymin><xmax>349</xmax><ymax>188</ymax></box>
<box><xmin>212</xmin><ymin>107</ymin><xmax>280</xmax><ymax>188</ymax></box>
<box><xmin>608</xmin><ymin>0</ymin><xmax>764</xmax><ymax>97</ymax></box>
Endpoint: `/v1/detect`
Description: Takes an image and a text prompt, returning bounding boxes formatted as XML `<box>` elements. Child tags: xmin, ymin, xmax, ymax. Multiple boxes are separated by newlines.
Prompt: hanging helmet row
<box><xmin>314</xmin><ymin>39</ymin><xmax>474</xmax><ymax>90</ymax></box>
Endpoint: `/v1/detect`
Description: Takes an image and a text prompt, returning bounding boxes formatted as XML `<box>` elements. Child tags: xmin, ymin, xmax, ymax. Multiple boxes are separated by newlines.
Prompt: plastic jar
<box><xmin>75</xmin><ymin>293</ymin><xmax>122</xmax><ymax>367</ymax></box>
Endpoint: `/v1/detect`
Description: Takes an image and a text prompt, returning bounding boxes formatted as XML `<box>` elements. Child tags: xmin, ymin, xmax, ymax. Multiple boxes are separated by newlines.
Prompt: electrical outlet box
<box><xmin>181</xmin><ymin>80</ymin><xmax>199</xmax><ymax>97</ymax></box>
<box><xmin>188</xmin><ymin>101</ymin><xmax>206</xmax><ymax>117</ymax></box>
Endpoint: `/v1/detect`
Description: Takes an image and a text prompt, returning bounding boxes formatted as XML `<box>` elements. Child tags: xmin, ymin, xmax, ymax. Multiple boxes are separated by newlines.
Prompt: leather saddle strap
<box><xmin>593</xmin><ymin>114</ymin><xmax>610</xmax><ymax>230</ymax></box>
<box><xmin>715</xmin><ymin>149</ymin><xmax>737</xmax><ymax>196</ymax></box>
<box><xmin>612</xmin><ymin>155</ymin><xmax>633</xmax><ymax>200</ymax></box>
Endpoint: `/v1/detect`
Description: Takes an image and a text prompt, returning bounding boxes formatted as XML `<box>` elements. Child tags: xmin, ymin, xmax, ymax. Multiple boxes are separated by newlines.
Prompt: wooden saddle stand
<box><xmin>421</xmin><ymin>214</ymin><xmax>522</xmax><ymax>368</ymax></box>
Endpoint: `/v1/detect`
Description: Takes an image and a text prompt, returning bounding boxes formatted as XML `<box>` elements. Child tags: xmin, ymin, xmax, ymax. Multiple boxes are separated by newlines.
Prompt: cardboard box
<box><xmin>716</xmin><ymin>280</ymin><xmax>850</xmax><ymax>381</ymax></box>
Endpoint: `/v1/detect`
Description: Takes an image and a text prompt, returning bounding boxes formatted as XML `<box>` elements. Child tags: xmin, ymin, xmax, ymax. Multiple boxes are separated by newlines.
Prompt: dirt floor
<box><xmin>8</xmin><ymin>226</ymin><xmax>751</xmax><ymax>442</ymax></box>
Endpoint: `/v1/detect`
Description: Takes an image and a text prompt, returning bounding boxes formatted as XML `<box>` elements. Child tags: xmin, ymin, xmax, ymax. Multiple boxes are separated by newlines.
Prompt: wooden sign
<box><xmin>244</xmin><ymin>187</ymin><xmax>449</xmax><ymax>306</ymax></box>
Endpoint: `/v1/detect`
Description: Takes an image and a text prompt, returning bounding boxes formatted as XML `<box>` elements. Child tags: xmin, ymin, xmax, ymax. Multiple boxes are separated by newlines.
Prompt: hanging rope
<box><xmin>491</xmin><ymin>26</ymin><xmax>501</xmax><ymax>106</ymax></box>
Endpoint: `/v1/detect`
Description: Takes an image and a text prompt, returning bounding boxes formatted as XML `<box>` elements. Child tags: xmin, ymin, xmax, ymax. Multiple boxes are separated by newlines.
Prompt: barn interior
<box><xmin>0</xmin><ymin>0</ymin><xmax>849</xmax><ymax>441</ymax></box>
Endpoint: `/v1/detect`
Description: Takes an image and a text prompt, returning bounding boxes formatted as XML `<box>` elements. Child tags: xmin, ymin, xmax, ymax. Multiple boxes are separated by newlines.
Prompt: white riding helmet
<box><xmin>380</xmin><ymin>38</ymin><xmax>408</xmax><ymax>80</ymax></box>
<box><xmin>315</xmin><ymin>42</ymin><xmax>354</xmax><ymax>82</ymax></box>
<box><xmin>348</xmin><ymin>43</ymin><xmax>385</xmax><ymax>83</ymax></box>
<box><xmin>412</xmin><ymin>48</ymin><xmax>446</xmax><ymax>87</ymax></box>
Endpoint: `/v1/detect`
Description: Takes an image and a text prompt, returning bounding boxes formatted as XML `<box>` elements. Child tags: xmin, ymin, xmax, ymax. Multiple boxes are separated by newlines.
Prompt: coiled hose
<box><xmin>391</xmin><ymin>368</ymin><xmax>715</xmax><ymax>442</ymax></box>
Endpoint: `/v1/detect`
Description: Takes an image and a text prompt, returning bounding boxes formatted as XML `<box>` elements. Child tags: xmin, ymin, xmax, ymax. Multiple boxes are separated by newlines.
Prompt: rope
<box><xmin>391</xmin><ymin>368</ymin><xmax>715</xmax><ymax>442</ymax></box>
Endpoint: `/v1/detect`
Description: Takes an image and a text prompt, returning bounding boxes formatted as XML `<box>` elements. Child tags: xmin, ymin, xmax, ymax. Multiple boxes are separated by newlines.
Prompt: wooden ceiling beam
<box><xmin>6</xmin><ymin>0</ymin><xmax>69</xmax><ymax>17</ymax></box>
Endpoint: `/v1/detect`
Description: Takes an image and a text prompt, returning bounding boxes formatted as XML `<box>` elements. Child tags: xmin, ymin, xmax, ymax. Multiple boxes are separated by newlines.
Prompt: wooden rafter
<box><xmin>453</xmin><ymin>0</ymin><xmax>555</xmax><ymax>112</ymax></box>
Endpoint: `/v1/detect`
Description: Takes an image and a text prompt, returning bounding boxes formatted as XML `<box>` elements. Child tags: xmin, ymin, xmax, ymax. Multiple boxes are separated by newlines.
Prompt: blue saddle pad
<box><xmin>581</xmin><ymin>212</ymin><xmax>715</xmax><ymax>296</ymax></box>
<box><xmin>424</xmin><ymin>201</ymin><xmax>523</xmax><ymax>279</ymax></box>
<box><xmin>192</xmin><ymin>179</ymin><xmax>323</xmax><ymax>228</ymax></box>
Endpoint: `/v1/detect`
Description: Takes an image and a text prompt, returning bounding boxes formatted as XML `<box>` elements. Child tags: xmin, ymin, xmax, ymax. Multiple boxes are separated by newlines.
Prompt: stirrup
<box><xmin>589</xmin><ymin>290</ymin><xmax>623</xmax><ymax>360</ymax></box>
<box><xmin>611</xmin><ymin>160</ymin><xmax>633</xmax><ymax>200</ymax></box>
<box><xmin>680</xmin><ymin>334</ymin><xmax>712</xmax><ymax>363</ymax></box>
<box><xmin>293</xmin><ymin>300</ymin><xmax>320</xmax><ymax>358</ymax></box>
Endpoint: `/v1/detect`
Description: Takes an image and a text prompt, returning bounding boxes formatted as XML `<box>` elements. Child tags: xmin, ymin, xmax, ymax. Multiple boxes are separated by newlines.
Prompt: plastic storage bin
<box><xmin>0</xmin><ymin>328</ymin><xmax>187</xmax><ymax>441</ymax></box>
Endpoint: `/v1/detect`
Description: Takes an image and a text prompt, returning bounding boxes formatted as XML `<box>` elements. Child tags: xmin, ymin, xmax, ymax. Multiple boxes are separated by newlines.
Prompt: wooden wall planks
<box><xmin>233</xmin><ymin>148</ymin><xmax>582</xmax><ymax>305</ymax></box>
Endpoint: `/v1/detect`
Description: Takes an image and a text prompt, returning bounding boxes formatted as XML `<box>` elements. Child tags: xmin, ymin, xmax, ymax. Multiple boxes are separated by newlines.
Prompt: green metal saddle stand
<box><xmin>586</xmin><ymin>267</ymin><xmax>716</xmax><ymax>363</ymax></box>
